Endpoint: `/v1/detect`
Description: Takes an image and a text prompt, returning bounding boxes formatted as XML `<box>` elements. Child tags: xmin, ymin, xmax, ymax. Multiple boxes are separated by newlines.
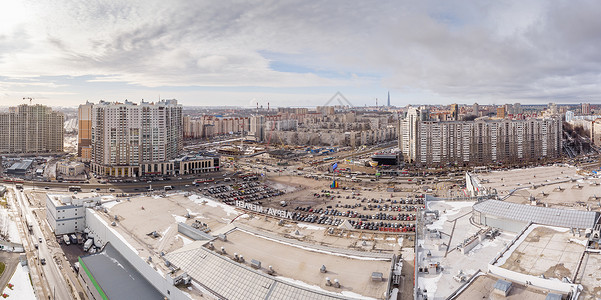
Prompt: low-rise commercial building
<box><xmin>5</xmin><ymin>160</ymin><xmax>34</xmax><ymax>175</ymax></box>
<box><xmin>46</xmin><ymin>193</ymin><xmax>101</xmax><ymax>235</ymax></box>
<box><xmin>56</xmin><ymin>161</ymin><xmax>86</xmax><ymax>177</ymax></box>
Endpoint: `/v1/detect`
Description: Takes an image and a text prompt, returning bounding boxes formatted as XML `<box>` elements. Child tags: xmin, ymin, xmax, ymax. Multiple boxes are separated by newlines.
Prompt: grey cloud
<box><xmin>3</xmin><ymin>0</ymin><xmax>601</xmax><ymax>102</ymax></box>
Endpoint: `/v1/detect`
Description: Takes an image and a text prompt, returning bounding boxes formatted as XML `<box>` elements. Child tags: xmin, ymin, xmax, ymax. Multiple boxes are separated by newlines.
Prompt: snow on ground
<box><xmin>172</xmin><ymin>214</ymin><xmax>187</xmax><ymax>223</ymax></box>
<box><xmin>276</xmin><ymin>275</ymin><xmax>377</xmax><ymax>300</ymax></box>
<box><xmin>7</xmin><ymin>216</ymin><xmax>21</xmax><ymax>243</ymax></box>
<box><xmin>418</xmin><ymin>273</ymin><xmax>442</xmax><ymax>299</ymax></box>
<box><xmin>102</xmin><ymin>201</ymin><xmax>121</xmax><ymax>209</ymax></box>
<box><xmin>297</xmin><ymin>223</ymin><xmax>325</xmax><ymax>230</ymax></box>
<box><xmin>4</xmin><ymin>265</ymin><xmax>36</xmax><ymax>300</ymax></box>
<box><xmin>188</xmin><ymin>195</ymin><xmax>239</xmax><ymax>216</ymax></box>
<box><xmin>186</xmin><ymin>208</ymin><xmax>200</xmax><ymax>216</ymax></box>
<box><xmin>426</xmin><ymin>201</ymin><xmax>475</xmax><ymax>231</ymax></box>
<box><xmin>569</xmin><ymin>238</ymin><xmax>588</xmax><ymax>246</ymax></box>
<box><xmin>176</xmin><ymin>234</ymin><xmax>194</xmax><ymax>245</ymax></box>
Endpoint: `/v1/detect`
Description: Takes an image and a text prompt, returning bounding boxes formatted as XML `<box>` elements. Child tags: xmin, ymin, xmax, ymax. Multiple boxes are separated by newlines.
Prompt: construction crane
<box><xmin>23</xmin><ymin>97</ymin><xmax>34</xmax><ymax>105</ymax></box>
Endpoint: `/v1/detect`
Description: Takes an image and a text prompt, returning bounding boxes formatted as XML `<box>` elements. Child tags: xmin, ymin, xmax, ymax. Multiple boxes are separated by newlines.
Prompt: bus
<box><xmin>68</xmin><ymin>186</ymin><xmax>82</xmax><ymax>192</ymax></box>
<box><xmin>25</xmin><ymin>215</ymin><xmax>33</xmax><ymax>232</ymax></box>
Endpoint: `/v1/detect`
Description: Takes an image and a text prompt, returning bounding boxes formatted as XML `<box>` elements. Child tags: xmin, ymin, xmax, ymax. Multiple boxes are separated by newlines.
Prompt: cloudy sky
<box><xmin>1</xmin><ymin>0</ymin><xmax>600</xmax><ymax>107</ymax></box>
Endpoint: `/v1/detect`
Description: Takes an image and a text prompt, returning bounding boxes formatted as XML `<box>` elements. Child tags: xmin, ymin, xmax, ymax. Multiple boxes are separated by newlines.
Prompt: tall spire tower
<box><xmin>387</xmin><ymin>91</ymin><xmax>390</xmax><ymax>107</ymax></box>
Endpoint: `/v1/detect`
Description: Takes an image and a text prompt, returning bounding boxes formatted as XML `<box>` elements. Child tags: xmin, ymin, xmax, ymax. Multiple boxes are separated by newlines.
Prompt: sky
<box><xmin>1</xmin><ymin>0</ymin><xmax>601</xmax><ymax>108</ymax></box>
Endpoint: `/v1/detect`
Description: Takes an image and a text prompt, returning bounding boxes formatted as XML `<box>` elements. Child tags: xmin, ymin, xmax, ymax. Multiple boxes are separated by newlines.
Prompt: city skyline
<box><xmin>3</xmin><ymin>1</ymin><xmax>601</xmax><ymax>107</ymax></box>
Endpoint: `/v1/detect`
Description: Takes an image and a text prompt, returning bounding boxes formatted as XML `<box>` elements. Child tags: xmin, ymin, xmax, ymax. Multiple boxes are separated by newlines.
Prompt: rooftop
<box><xmin>417</xmin><ymin>200</ymin><xmax>517</xmax><ymax>299</ymax></box>
<box><xmin>47</xmin><ymin>193</ymin><xmax>100</xmax><ymax>207</ymax></box>
<box><xmin>79</xmin><ymin>243</ymin><xmax>164</xmax><ymax>300</ymax></box>
<box><xmin>98</xmin><ymin>192</ymin><xmax>399</xmax><ymax>299</ymax></box>
<box><xmin>166</xmin><ymin>242</ymin><xmax>367</xmax><ymax>300</ymax></box>
<box><xmin>7</xmin><ymin>159</ymin><xmax>33</xmax><ymax>171</ymax></box>
<box><xmin>495</xmin><ymin>225</ymin><xmax>586</xmax><ymax>280</ymax></box>
<box><xmin>454</xmin><ymin>274</ymin><xmax>548</xmax><ymax>300</ymax></box>
<box><xmin>209</xmin><ymin>227</ymin><xmax>392</xmax><ymax>298</ymax></box>
<box><xmin>473</xmin><ymin>200</ymin><xmax>599</xmax><ymax>229</ymax></box>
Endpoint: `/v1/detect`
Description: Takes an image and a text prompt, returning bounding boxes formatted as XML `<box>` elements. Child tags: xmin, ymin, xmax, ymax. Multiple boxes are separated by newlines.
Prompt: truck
<box><xmin>83</xmin><ymin>239</ymin><xmax>93</xmax><ymax>252</ymax></box>
<box><xmin>25</xmin><ymin>215</ymin><xmax>33</xmax><ymax>232</ymax></box>
<box><xmin>63</xmin><ymin>235</ymin><xmax>71</xmax><ymax>245</ymax></box>
<box><xmin>70</xmin><ymin>234</ymin><xmax>78</xmax><ymax>245</ymax></box>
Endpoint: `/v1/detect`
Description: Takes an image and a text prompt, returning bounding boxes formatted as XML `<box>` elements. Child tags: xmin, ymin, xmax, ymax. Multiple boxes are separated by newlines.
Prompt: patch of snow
<box><xmin>186</xmin><ymin>208</ymin><xmax>199</xmax><ymax>216</ymax></box>
<box><xmin>103</xmin><ymin>201</ymin><xmax>120</xmax><ymax>209</ymax></box>
<box><xmin>8</xmin><ymin>217</ymin><xmax>21</xmax><ymax>243</ymax></box>
<box><xmin>297</xmin><ymin>223</ymin><xmax>324</xmax><ymax>230</ymax></box>
<box><xmin>418</xmin><ymin>273</ymin><xmax>442</xmax><ymax>299</ymax></box>
<box><xmin>188</xmin><ymin>195</ymin><xmax>239</xmax><ymax>216</ymax></box>
<box><xmin>427</xmin><ymin>201</ymin><xmax>475</xmax><ymax>231</ymax></box>
<box><xmin>176</xmin><ymin>234</ymin><xmax>194</xmax><ymax>245</ymax></box>
<box><xmin>4</xmin><ymin>265</ymin><xmax>36</xmax><ymax>300</ymax></box>
<box><xmin>173</xmin><ymin>214</ymin><xmax>187</xmax><ymax>223</ymax></box>
<box><xmin>569</xmin><ymin>238</ymin><xmax>587</xmax><ymax>246</ymax></box>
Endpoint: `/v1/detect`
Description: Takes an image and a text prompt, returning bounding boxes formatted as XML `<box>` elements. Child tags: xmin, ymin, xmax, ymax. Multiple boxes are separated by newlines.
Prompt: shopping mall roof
<box><xmin>79</xmin><ymin>243</ymin><xmax>164</xmax><ymax>300</ymax></box>
<box><xmin>166</xmin><ymin>242</ymin><xmax>361</xmax><ymax>300</ymax></box>
<box><xmin>473</xmin><ymin>200</ymin><xmax>599</xmax><ymax>229</ymax></box>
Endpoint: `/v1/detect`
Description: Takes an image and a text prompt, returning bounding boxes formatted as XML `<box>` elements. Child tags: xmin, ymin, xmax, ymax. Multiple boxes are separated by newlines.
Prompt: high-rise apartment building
<box><xmin>450</xmin><ymin>104</ymin><xmax>459</xmax><ymax>121</ymax></box>
<box><xmin>399</xmin><ymin>107</ymin><xmax>561</xmax><ymax>166</ymax></box>
<box><xmin>248</xmin><ymin>115</ymin><xmax>265</xmax><ymax>142</ymax></box>
<box><xmin>472</xmin><ymin>103</ymin><xmax>479</xmax><ymax>117</ymax></box>
<box><xmin>513</xmin><ymin>103</ymin><xmax>522</xmax><ymax>115</ymax></box>
<box><xmin>496</xmin><ymin>106</ymin><xmax>506</xmax><ymax>119</ymax></box>
<box><xmin>90</xmin><ymin>100</ymin><xmax>182</xmax><ymax>177</ymax></box>
<box><xmin>78</xmin><ymin>101</ymin><xmax>93</xmax><ymax>161</ymax></box>
<box><xmin>0</xmin><ymin>104</ymin><xmax>64</xmax><ymax>154</ymax></box>
<box><xmin>582</xmin><ymin>103</ymin><xmax>591</xmax><ymax>115</ymax></box>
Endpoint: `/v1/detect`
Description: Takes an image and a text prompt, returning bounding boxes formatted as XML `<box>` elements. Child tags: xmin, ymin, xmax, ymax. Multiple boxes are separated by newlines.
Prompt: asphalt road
<box><xmin>13</xmin><ymin>171</ymin><xmax>226</xmax><ymax>193</ymax></box>
<box><xmin>14</xmin><ymin>188</ymin><xmax>72</xmax><ymax>300</ymax></box>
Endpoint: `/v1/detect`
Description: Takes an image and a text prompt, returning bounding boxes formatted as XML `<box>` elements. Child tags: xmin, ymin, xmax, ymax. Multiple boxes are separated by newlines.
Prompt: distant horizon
<box><xmin>0</xmin><ymin>101</ymin><xmax>591</xmax><ymax>110</ymax></box>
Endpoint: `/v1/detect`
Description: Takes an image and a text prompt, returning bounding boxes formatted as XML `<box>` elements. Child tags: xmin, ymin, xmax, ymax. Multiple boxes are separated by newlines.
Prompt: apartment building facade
<box><xmin>183</xmin><ymin>115</ymin><xmax>250</xmax><ymax>139</ymax></box>
<box><xmin>400</xmin><ymin>108</ymin><xmax>562</xmax><ymax>166</ymax></box>
<box><xmin>0</xmin><ymin>104</ymin><xmax>64</xmax><ymax>154</ymax></box>
<box><xmin>90</xmin><ymin>100</ymin><xmax>183</xmax><ymax>177</ymax></box>
<box><xmin>78</xmin><ymin>101</ymin><xmax>93</xmax><ymax>161</ymax></box>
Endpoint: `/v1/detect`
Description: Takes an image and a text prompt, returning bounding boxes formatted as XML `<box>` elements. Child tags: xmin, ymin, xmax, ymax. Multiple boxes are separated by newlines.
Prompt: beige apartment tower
<box><xmin>0</xmin><ymin>104</ymin><xmax>64</xmax><ymax>154</ymax></box>
<box><xmin>78</xmin><ymin>101</ymin><xmax>93</xmax><ymax>161</ymax></box>
<box><xmin>90</xmin><ymin>99</ymin><xmax>183</xmax><ymax>177</ymax></box>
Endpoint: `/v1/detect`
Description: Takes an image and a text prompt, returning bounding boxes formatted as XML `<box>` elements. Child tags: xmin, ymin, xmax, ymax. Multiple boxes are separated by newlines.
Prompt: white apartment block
<box><xmin>90</xmin><ymin>100</ymin><xmax>182</xmax><ymax>177</ymax></box>
<box><xmin>46</xmin><ymin>193</ymin><xmax>101</xmax><ymax>235</ymax></box>
<box><xmin>0</xmin><ymin>104</ymin><xmax>64</xmax><ymax>154</ymax></box>
<box><xmin>400</xmin><ymin>108</ymin><xmax>562</xmax><ymax>166</ymax></box>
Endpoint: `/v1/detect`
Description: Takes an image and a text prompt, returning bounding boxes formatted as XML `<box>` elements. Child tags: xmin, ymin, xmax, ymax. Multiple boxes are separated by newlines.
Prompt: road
<box><xmin>13</xmin><ymin>187</ymin><xmax>74</xmax><ymax>300</ymax></box>
<box><xmin>9</xmin><ymin>171</ymin><xmax>224</xmax><ymax>194</ymax></box>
